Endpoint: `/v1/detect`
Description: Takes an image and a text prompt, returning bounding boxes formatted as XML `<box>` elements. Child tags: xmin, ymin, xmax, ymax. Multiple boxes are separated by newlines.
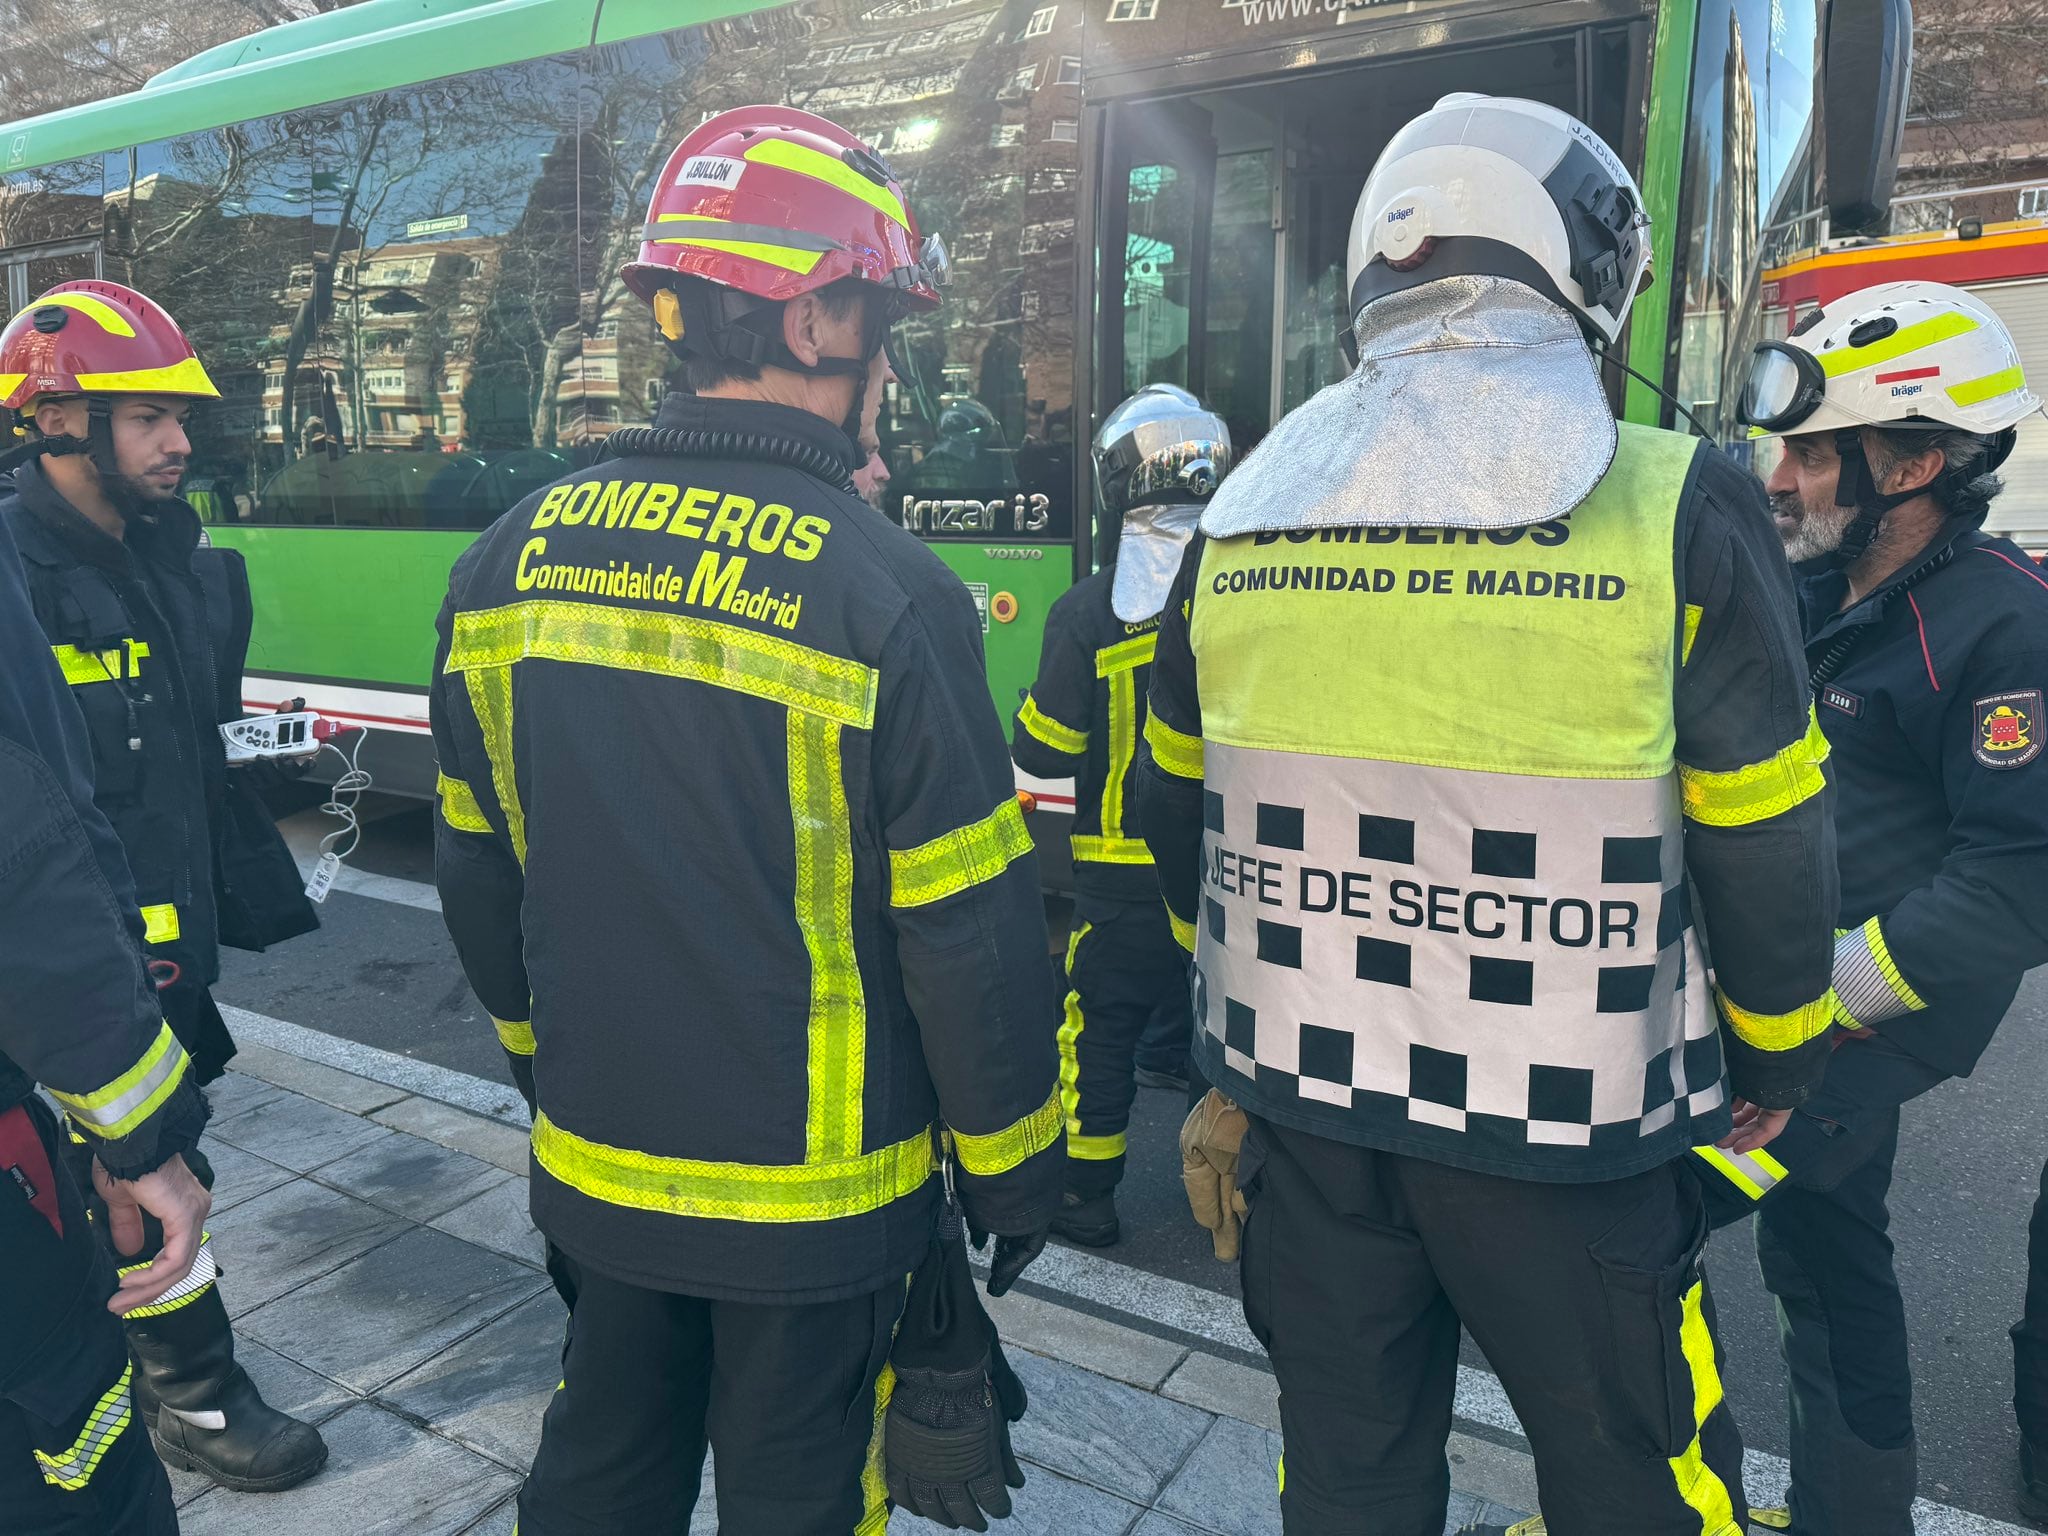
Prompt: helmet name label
<box><xmin>676</xmin><ymin>155</ymin><xmax>745</xmax><ymax>188</ymax></box>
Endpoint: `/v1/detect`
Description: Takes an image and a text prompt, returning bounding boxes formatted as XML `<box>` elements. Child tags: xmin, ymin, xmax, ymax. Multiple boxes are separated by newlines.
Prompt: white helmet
<box><xmin>1738</xmin><ymin>280</ymin><xmax>2042</xmax><ymax>443</ymax></box>
<box><xmin>1344</xmin><ymin>93</ymin><xmax>1651</xmax><ymax>356</ymax></box>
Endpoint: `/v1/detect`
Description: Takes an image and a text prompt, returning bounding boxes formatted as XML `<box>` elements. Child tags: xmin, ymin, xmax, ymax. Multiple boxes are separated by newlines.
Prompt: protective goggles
<box><xmin>882</xmin><ymin>233</ymin><xmax>951</xmax><ymax>301</ymax></box>
<box><xmin>1736</xmin><ymin>340</ymin><xmax>1828</xmax><ymax>433</ymax></box>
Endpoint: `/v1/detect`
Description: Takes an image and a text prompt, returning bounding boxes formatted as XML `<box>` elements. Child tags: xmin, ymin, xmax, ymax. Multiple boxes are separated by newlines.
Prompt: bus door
<box><xmin>2</xmin><ymin>239</ymin><xmax>101</xmax><ymax>322</ymax></box>
<box><xmin>1096</xmin><ymin>26</ymin><xmax>1645</xmax><ymax>467</ymax></box>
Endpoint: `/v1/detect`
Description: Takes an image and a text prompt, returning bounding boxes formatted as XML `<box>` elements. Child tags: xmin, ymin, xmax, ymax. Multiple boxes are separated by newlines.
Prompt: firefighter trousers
<box><xmin>0</xmin><ymin>1099</ymin><xmax>178</xmax><ymax>1535</ymax></box>
<box><xmin>516</xmin><ymin>1247</ymin><xmax>906</xmax><ymax>1535</ymax></box>
<box><xmin>1059</xmin><ymin>897</ymin><xmax>1193</xmax><ymax>1198</ymax></box>
<box><xmin>2015</xmin><ymin>1156</ymin><xmax>2048</xmax><ymax>1448</ymax></box>
<box><xmin>1688</xmin><ymin>1032</ymin><xmax>1946</xmax><ymax>1536</ymax></box>
<box><xmin>1240</xmin><ymin>1115</ymin><xmax>1746</xmax><ymax>1536</ymax></box>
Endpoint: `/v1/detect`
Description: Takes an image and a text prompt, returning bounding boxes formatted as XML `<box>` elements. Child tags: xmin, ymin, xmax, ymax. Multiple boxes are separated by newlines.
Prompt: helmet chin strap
<box><xmin>662</xmin><ymin>284</ymin><xmax>889</xmax><ymax>454</ymax></box>
<box><xmin>1821</xmin><ymin>428</ymin><xmax>1924</xmax><ymax>572</ymax></box>
<box><xmin>0</xmin><ymin>398</ymin><xmax>142</xmax><ymax>517</ymax></box>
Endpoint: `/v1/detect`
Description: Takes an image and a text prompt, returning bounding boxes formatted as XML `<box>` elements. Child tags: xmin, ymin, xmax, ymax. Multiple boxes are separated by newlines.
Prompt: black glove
<box><xmin>966</xmin><ymin>1215</ymin><xmax>1049</xmax><ymax>1298</ymax></box>
<box><xmin>885</xmin><ymin>1340</ymin><xmax>1029</xmax><ymax>1530</ymax></box>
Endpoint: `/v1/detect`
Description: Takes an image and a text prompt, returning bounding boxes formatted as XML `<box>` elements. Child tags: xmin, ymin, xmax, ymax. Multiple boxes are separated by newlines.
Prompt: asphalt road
<box><xmin>223</xmin><ymin>792</ymin><xmax>2048</xmax><ymax>1527</ymax></box>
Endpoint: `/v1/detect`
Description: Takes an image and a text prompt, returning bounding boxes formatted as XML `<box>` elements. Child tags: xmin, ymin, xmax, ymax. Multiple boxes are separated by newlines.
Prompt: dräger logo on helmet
<box><xmin>676</xmin><ymin>155</ymin><xmax>745</xmax><ymax>188</ymax></box>
<box><xmin>1890</xmin><ymin>383</ymin><xmax>1925</xmax><ymax>398</ymax></box>
<box><xmin>1386</xmin><ymin>206</ymin><xmax>1416</xmax><ymax>224</ymax></box>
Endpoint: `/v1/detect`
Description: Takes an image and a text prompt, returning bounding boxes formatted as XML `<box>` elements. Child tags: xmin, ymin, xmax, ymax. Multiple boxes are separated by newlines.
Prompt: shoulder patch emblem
<box><xmin>1974</xmin><ymin>690</ymin><xmax>2042</xmax><ymax>769</ymax></box>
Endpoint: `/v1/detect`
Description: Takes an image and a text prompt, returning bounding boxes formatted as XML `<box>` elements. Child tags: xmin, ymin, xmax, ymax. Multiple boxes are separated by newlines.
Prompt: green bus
<box><xmin>0</xmin><ymin>0</ymin><xmax>1901</xmax><ymax>828</ymax></box>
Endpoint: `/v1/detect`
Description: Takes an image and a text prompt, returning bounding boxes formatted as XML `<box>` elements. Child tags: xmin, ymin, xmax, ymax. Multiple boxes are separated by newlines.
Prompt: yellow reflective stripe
<box><xmin>118</xmin><ymin>1233</ymin><xmax>216</xmax><ymax>1318</ymax></box>
<box><xmin>1863</xmin><ymin>916</ymin><xmax>1926</xmax><ymax>1010</ymax></box>
<box><xmin>437</xmin><ymin>771</ymin><xmax>491</xmax><ymax>834</ymax></box>
<box><xmin>33</xmin><ymin>291</ymin><xmax>136</xmax><ymax>338</ymax></box>
<box><xmin>1068</xmin><ymin>1131</ymin><xmax>1128</xmax><ymax>1161</ymax></box>
<box><xmin>1948</xmin><ymin>364</ymin><xmax>2028</xmax><ymax>409</ymax></box>
<box><xmin>952</xmin><ymin>1087</ymin><xmax>1063</xmax><ymax>1176</ymax></box>
<box><xmin>75</xmin><ymin>355</ymin><xmax>220</xmax><ymax>397</ymax></box>
<box><xmin>34</xmin><ymin>1365</ymin><xmax>133</xmax><ymax>1490</ymax></box>
<box><xmin>744</xmin><ymin>136</ymin><xmax>910</xmax><ymax>231</ymax></box>
<box><xmin>1682</xmin><ymin>604</ymin><xmax>1703</xmax><ymax>667</ymax></box>
<box><xmin>1817</xmin><ymin>310</ymin><xmax>1978</xmax><ymax>377</ymax></box>
<box><xmin>889</xmin><ymin>795</ymin><xmax>1033</xmax><ymax>908</ymax></box>
<box><xmin>1057</xmin><ymin>923</ymin><xmax>1089</xmax><ymax>1138</ymax></box>
<box><xmin>791</xmin><ymin>712</ymin><xmax>864</xmax><ymax>1164</ymax></box>
<box><xmin>1094</xmin><ymin>632</ymin><xmax>1158</xmax><ymax>677</ymax></box>
<box><xmin>51</xmin><ymin>639</ymin><xmax>147</xmax><ymax>685</ymax></box>
<box><xmin>464</xmin><ymin>667</ymin><xmax>526</xmax><ymax>865</ymax></box>
<box><xmin>50</xmin><ymin>1021</ymin><xmax>189</xmax><ymax>1140</ymax></box>
<box><xmin>1070</xmin><ymin>834</ymin><xmax>1153</xmax><ymax>865</ymax></box>
<box><xmin>448</xmin><ymin>599</ymin><xmax>878</xmax><ymax>729</ymax></box>
<box><xmin>1144</xmin><ymin>711</ymin><xmax>1204</xmax><ymax>780</ymax></box>
<box><xmin>858</xmin><ymin>1356</ymin><xmax>897</xmax><ymax>1536</ymax></box>
<box><xmin>139</xmin><ymin>903</ymin><xmax>179</xmax><ymax>945</ymax></box>
<box><xmin>1103</xmin><ymin>669</ymin><xmax>1137</xmax><ymax>841</ymax></box>
<box><xmin>1018</xmin><ymin>694</ymin><xmax>1086</xmax><ymax>755</ymax></box>
<box><xmin>1666</xmin><ymin>1280</ymin><xmax>1738</xmax><ymax>1535</ymax></box>
<box><xmin>1833</xmin><ymin>915</ymin><xmax>1928</xmax><ymax>1028</ymax></box>
<box><xmin>1169</xmin><ymin>906</ymin><xmax>1196</xmax><ymax>953</ymax></box>
<box><xmin>0</xmin><ymin>371</ymin><xmax>26</xmax><ymax>399</ymax></box>
<box><xmin>1679</xmin><ymin>707</ymin><xmax>1829</xmax><ymax>828</ymax></box>
<box><xmin>530</xmin><ymin>1109</ymin><xmax>934</xmax><ymax>1222</ymax></box>
<box><xmin>494</xmin><ymin>1016</ymin><xmax>536</xmax><ymax>1056</ymax></box>
<box><xmin>1715</xmin><ymin>985</ymin><xmax>1833</xmax><ymax>1052</ymax></box>
<box><xmin>1691</xmin><ymin>1144</ymin><xmax>1787</xmax><ymax>1201</ymax></box>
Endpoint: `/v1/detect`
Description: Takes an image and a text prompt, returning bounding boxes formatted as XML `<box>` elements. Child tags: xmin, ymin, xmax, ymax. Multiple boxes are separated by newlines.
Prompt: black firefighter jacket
<box><xmin>2</xmin><ymin>462</ymin><xmax>313</xmax><ymax>1082</ymax></box>
<box><xmin>431</xmin><ymin>394</ymin><xmax>1063</xmax><ymax>1305</ymax></box>
<box><xmin>0</xmin><ymin>510</ymin><xmax>207</xmax><ymax>1184</ymax></box>
<box><xmin>1799</xmin><ymin>513</ymin><xmax>2048</xmax><ymax>1079</ymax></box>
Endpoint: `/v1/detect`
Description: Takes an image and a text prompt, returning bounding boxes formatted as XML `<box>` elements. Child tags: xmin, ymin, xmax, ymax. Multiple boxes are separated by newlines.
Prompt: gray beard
<box><xmin>1774</xmin><ymin>493</ymin><xmax>1855</xmax><ymax>564</ymax></box>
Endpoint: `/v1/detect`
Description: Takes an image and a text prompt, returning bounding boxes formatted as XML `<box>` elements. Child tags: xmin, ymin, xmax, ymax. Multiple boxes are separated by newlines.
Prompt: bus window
<box><xmin>103</xmin><ymin>118</ymin><xmax>316</xmax><ymax>527</ymax></box>
<box><xmin>1670</xmin><ymin>0</ymin><xmax>1821</xmax><ymax>442</ymax></box>
<box><xmin>301</xmin><ymin>55</ymin><xmax>585</xmax><ymax>529</ymax></box>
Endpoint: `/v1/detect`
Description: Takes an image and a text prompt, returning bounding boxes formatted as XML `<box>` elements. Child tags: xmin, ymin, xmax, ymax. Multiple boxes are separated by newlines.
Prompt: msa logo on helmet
<box><xmin>676</xmin><ymin>155</ymin><xmax>744</xmax><ymax>189</ymax></box>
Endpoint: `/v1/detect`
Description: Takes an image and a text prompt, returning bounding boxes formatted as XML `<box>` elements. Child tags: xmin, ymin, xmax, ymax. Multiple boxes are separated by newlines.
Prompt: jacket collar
<box><xmin>651</xmin><ymin>392</ymin><xmax>858</xmax><ymax>473</ymax></box>
<box><xmin>1800</xmin><ymin>509</ymin><xmax>1986</xmax><ymax>647</ymax></box>
<box><xmin>6</xmin><ymin>459</ymin><xmax>202</xmax><ymax>579</ymax></box>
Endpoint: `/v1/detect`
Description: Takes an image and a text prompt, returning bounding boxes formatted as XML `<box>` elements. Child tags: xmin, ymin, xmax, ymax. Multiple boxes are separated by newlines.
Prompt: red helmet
<box><xmin>0</xmin><ymin>281</ymin><xmax>219</xmax><ymax>412</ymax></box>
<box><xmin>620</xmin><ymin>106</ymin><xmax>947</xmax><ymax>328</ymax></box>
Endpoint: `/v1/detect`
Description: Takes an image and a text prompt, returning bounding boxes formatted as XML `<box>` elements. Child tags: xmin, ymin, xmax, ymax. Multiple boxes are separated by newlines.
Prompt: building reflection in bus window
<box><xmin>1672</xmin><ymin>0</ymin><xmax>1819</xmax><ymax>442</ymax></box>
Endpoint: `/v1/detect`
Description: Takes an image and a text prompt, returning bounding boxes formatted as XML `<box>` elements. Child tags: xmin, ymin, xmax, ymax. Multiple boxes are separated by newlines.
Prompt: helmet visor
<box><xmin>1738</xmin><ymin>341</ymin><xmax>1827</xmax><ymax>433</ymax></box>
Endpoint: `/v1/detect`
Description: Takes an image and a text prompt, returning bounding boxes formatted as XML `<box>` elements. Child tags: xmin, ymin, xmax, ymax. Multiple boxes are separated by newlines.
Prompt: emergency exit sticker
<box><xmin>676</xmin><ymin>155</ymin><xmax>745</xmax><ymax>189</ymax></box>
<box><xmin>965</xmin><ymin>581</ymin><xmax>990</xmax><ymax>633</ymax></box>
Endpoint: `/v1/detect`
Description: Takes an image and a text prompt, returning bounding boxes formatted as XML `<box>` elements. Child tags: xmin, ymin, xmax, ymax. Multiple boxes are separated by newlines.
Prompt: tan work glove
<box><xmin>1180</xmin><ymin>1089</ymin><xmax>1251</xmax><ymax>1261</ymax></box>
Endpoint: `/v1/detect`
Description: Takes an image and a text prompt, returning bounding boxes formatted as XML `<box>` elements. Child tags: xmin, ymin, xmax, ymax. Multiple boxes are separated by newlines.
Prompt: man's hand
<box><xmin>1717</xmin><ymin>1099</ymin><xmax>1793</xmax><ymax>1156</ymax></box>
<box><xmin>92</xmin><ymin>1154</ymin><xmax>211</xmax><ymax>1314</ymax></box>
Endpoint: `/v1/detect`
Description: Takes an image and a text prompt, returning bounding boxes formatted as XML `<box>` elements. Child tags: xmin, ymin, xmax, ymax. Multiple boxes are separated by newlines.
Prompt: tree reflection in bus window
<box><xmin>584</xmin><ymin>2</ymin><xmax>1081</xmax><ymax>536</ymax></box>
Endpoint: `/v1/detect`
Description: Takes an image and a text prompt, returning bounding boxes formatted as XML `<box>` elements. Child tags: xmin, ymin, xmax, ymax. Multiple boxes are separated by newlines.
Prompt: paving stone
<box><xmin>1006</xmin><ymin>1349</ymin><xmax>1211</xmax><ymax>1505</ymax></box>
<box><xmin>431</xmin><ymin>1176</ymin><xmax>545</xmax><ymax>1268</ymax></box>
<box><xmin>176</xmin><ymin>1402</ymin><xmax>517</xmax><ymax>1535</ymax></box>
<box><xmin>195</xmin><ymin>1139</ymin><xmax>295</xmax><ymax>1215</ymax></box>
<box><xmin>893</xmin><ymin>1461</ymin><xmax>1146</xmax><ymax>1536</ymax></box>
<box><xmin>204</xmin><ymin>1070</ymin><xmax>286</xmax><ymax>1122</ymax></box>
<box><xmin>1442</xmin><ymin>1490</ymin><xmax>1531</xmax><ymax>1532</ymax></box>
<box><xmin>384</xmin><ymin>1288</ymin><xmax>568</xmax><ymax>1469</ymax></box>
<box><xmin>315</xmin><ymin>1129</ymin><xmax>512</xmax><ymax>1223</ymax></box>
<box><xmin>460</xmin><ymin>1497</ymin><xmax>518</xmax><ymax>1534</ymax></box>
<box><xmin>1445</xmin><ymin>1429</ymin><xmax>1541</xmax><ymax>1516</ymax></box>
<box><xmin>1130</xmin><ymin>1515</ymin><xmax>1209</xmax><ymax>1536</ymax></box>
<box><xmin>241</xmin><ymin>1226</ymin><xmax>548</xmax><ymax>1394</ymax></box>
<box><xmin>227</xmin><ymin>1040</ymin><xmax>412</xmax><ymax>1116</ymax></box>
<box><xmin>374</xmin><ymin>1095</ymin><xmax>531</xmax><ymax>1175</ymax></box>
<box><xmin>1161</xmin><ymin>1350</ymin><xmax>1281</xmax><ymax>1433</ymax></box>
<box><xmin>1155</xmin><ymin>1414</ymin><xmax>1284</xmax><ymax>1536</ymax></box>
<box><xmin>211</xmin><ymin>1178</ymin><xmax>408</xmax><ymax>1312</ymax></box>
<box><xmin>206</xmin><ymin>1089</ymin><xmax>394</xmax><ymax>1173</ymax></box>
<box><xmin>988</xmin><ymin>1288</ymin><xmax>1188</xmax><ymax>1391</ymax></box>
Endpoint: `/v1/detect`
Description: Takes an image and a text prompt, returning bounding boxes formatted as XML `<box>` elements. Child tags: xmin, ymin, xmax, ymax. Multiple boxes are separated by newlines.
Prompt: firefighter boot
<box><xmin>1049</xmin><ymin>1190</ymin><xmax>1120</xmax><ymax>1247</ymax></box>
<box><xmin>2021</xmin><ymin>1436</ymin><xmax>2048</xmax><ymax>1525</ymax></box>
<box><xmin>126</xmin><ymin>1287</ymin><xmax>328</xmax><ymax>1492</ymax></box>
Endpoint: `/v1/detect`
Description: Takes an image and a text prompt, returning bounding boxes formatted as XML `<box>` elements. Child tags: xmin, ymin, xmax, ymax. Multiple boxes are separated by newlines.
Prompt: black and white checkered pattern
<box><xmin>1197</xmin><ymin>746</ymin><xmax>1722</xmax><ymax>1177</ymax></box>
